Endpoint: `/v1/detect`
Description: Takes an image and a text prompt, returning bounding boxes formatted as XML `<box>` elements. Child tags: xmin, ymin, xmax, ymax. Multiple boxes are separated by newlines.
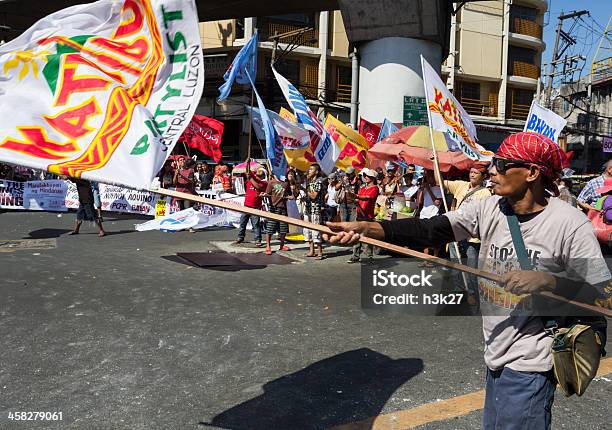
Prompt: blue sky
<box><xmin>542</xmin><ymin>0</ymin><xmax>612</xmax><ymax>68</ymax></box>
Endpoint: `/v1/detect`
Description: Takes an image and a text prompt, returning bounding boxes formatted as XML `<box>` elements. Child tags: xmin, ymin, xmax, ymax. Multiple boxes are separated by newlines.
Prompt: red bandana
<box><xmin>496</xmin><ymin>132</ymin><xmax>564</xmax><ymax>180</ymax></box>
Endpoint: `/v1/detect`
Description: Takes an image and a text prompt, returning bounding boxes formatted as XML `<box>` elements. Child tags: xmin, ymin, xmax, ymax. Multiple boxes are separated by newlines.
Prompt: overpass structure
<box><xmin>0</xmin><ymin>0</ymin><xmax>453</xmax><ymax>124</ymax></box>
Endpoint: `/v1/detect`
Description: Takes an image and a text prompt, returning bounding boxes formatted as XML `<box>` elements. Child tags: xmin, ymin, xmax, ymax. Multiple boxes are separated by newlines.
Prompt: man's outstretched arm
<box><xmin>325</xmin><ymin>215</ymin><xmax>456</xmax><ymax>248</ymax></box>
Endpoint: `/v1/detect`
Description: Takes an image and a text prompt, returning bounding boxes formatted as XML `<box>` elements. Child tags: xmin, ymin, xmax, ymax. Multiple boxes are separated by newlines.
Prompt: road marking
<box><xmin>332</xmin><ymin>357</ymin><xmax>612</xmax><ymax>430</ymax></box>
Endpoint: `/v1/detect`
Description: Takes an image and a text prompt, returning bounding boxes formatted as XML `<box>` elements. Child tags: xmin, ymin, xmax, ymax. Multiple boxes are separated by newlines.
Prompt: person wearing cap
<box><xmin>577</xmin><ymin>159</ymin><xmax>612</xmax><ymax>211</ymax></box>
<box><xmin>325</xmin><ymin>132</ymin><xmax>611</xmax><ymax>429</ymax></box>
<box><xmin>234</xmin><ymin>160</ymin><xmax>268</xmax><ymax>247</ymax></box>
<box><xmin>347</xmin><ymin>168</ymin><xmax>379</xmax><ymax>263</ymax></box>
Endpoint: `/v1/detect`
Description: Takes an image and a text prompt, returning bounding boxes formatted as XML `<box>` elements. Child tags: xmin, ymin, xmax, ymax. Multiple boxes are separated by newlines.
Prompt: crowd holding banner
<box><xmin>0</xmin><ymin>178</ymin><xmax>245</xmax><ymax>222</ymax></box>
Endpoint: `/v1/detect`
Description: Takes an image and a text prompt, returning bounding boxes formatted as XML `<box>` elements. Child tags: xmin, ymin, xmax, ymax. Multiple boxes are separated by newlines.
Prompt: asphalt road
<box><xmin>0</xmin><ymin>211</ymin><xmax>609</xmax><ymax>429</ymax></box>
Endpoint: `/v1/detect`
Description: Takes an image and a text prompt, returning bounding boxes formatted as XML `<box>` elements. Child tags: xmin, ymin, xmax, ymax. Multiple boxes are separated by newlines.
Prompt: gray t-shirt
<box><xmin>446</xmin><ymin>196</ymin><xmax>610</xmax><ymax>372</ymax></box>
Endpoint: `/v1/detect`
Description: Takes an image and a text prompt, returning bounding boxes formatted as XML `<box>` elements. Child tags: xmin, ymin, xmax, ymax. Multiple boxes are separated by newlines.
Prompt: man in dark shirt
<box><xmin>304</xmin><ymin>164</ymin><xmax>326</xmax><ymax>259</ymax></box>
<box><xmin>69</xmin><ymin>178</ymin><xmax>105</xmax><ymax>237</ymax></box>
<box><xmin>197</xmin><ymin>162</ymin><xmax>214</xmax><ymax>190</ymax></box>
<box><xmin>263</xmin><ymin>175</ymin><xmax>295</xmax><ymax>254</ymax></box>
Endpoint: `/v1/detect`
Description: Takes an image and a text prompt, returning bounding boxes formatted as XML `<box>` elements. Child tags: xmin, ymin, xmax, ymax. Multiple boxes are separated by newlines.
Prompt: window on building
<box><xmin>300</xmin><ymin>63</ymin><xmax>319</xmax><ymax>100</ymax></box>
<box><xmin>336</xmin><ymin>66</ymin><xmax>352</xmax><ymax>103</ymax></box>
<box><xmin>513</xmin><ymin>88</ymin><xmax>534</xmax><ymax>106</ymax></box>
<box><xmin>458</xmin><ymin>81</ymin><xmax>480</xmax><ymax>101</ymax></box>
<box><xmin>508</xmin><ymin>88</ymin><xmax>534</xmax><ymax>120</ymax></box>
<box><xmin>509</xmin><ymin>46</ymin><xmax>537</xmax><ymax>65</ymax></box>
<box><xmin>510</xmin><ymin>5</ymin><xmax>537</xmax><ymax>22</ymax></box>
<box><xmin>235</xmin><ymin>18</ymin><xmax>245</xmax><ymax>39</ymax></box>
<box><xmin>257</xmin><ymin>14</ymin><xmax>317</xmax><ymax>48</ymax></box>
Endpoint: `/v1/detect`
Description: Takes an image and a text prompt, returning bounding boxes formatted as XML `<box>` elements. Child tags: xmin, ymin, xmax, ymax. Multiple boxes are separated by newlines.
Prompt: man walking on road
<box><xmin>325</xmin><ymin>132</ymin><xmax>611</xmax><ymax>430</ymax></box>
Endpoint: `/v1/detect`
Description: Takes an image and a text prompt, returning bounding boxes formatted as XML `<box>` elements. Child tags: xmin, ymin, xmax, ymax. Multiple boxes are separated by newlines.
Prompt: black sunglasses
<box><xmin>492</xmin><ymin>157</ymin><xmax>544</xmax><ymax>174</ymax></box>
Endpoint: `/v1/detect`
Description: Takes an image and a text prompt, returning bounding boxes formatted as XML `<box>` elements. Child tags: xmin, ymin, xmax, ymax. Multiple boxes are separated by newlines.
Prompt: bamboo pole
<box><xmin>151</xmin><ymin>186</ymin><xmax>611</xmax><ymax>318</ymax></box>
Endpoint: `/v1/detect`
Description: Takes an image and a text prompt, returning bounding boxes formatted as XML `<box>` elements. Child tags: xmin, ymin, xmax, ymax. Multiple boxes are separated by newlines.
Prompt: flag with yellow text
<box><xmin>0</xmin><ymin>0</ymin><xmax>204</xmax><ymax>189</ymax></box>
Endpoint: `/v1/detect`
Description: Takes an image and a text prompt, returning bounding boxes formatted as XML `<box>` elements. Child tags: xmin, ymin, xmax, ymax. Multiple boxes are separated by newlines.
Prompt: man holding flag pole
<box><xmin>325</xmin><ymin>57</ymin><xmax>611</xmax><ymax>430</ymax></box>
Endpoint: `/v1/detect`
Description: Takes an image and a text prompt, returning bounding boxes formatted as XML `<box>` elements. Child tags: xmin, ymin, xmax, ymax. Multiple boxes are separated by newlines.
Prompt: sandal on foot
<box><xmin>279</xmin><ymin>245</ymin><xmax>290</xmax><ymax>251</ymax></box>
<box><xmin>265</xmin><ymin>248</ymin><xmax>273</xmax><ymax>255</ymax></box>
<box><xmin>303</xmin><ymin>253</ymin><xmax>316</xmax><ymax>257</ymax></box>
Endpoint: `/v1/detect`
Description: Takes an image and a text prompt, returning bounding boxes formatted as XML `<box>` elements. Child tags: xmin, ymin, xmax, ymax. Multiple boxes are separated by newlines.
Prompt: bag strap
<box><xmin>507</xmin><ymin>212</ymin><xmax>560</xmax><ymax>331</ymax></box>
<box><xmin>458</xmin><ymin>185</ymin><xmax>485</xmax><ymax>208</ymax></box>
<box><xmin>506</xmin><ymin>213</ymin><xmax>532</xmax><ymax>271</ymax></box>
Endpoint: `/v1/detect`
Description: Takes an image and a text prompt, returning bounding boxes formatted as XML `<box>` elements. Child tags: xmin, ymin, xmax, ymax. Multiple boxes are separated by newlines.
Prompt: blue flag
<box><xmin>376</xmin><ymin>118</ymin><xmax>399</xmax><ymax>142</ymax></box>
<box><xmin>218</xmin><ymin>32</ymin><xmax>258</xmax><ymax>102</ymax></box>
<box><xmin>246</xmin><ymin>73</ymin><xmax>287</xmax><ymax>179</ymax></box>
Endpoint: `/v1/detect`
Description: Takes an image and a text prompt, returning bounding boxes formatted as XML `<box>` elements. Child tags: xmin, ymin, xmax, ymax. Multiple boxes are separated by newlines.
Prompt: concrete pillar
<box><xmin>358</xmin><ymin>37</ymin><xmax>442</xmax><ymax>123</ymax></box>
<box><xmin>350</xmin><ymin>49</ymin><xmax>359</xmax><ymax>127</ymax></box>
<box><xmin>447</xmin><ymin>13</ymin><xmax>457</xmax><ymax>92</ymax></box>
<box><xmin>244</xmin><ymin>17</ymin><xmax>255</xmax><ymax>39</ymax></box>
<box><xmin>317</xmin><ymin>11</ymin><xmax>329</xmax><ymax>102</ymax></box>
<box><xmin>498</xmin><ymin>0</ymin><xmax>511</xmax><ymax>121</ymax></box>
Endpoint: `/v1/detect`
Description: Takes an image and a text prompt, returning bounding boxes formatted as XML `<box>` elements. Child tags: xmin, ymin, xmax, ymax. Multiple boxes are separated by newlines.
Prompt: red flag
<box><xmin>179</xmin><ymin>115</ymin><xmax>225</xmax><ymax>162</ymax></box>
<box><xmin>358</xmin><ymin>117</ymin><xmax>381</xmax><ymax>148</ymax></box>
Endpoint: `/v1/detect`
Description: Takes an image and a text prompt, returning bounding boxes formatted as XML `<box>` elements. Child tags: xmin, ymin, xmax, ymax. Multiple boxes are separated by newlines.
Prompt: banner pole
<box><xmin>247</xmin><ymin>89</ymin><xmax>255</xmax><ymax>160</ymax></box>
<box><xmin>421</xmin><ymin>55</ymin><xmax>469</xmax><ymax>292</ymax></box>
<box><xmin>150</xmin><ymin>187</ymin><xmax>611</xmax><ymax>317</ymax></box>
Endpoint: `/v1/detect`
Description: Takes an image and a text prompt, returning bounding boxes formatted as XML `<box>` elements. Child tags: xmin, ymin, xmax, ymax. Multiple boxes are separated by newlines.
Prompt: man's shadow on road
<box><xmin>199</xmin><ymin>348</ymin><xmax>423</xmax><ymax>430</ymax></box>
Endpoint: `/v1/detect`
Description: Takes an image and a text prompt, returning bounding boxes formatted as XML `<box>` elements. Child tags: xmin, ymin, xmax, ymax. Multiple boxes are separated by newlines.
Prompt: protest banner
<box><xmin>523</xmin><ymin>100</ymin><xmax>567</xmax><ymax>143</ymax></box>
<box><xmin>604</xmin><ymin>136</ymin><xmax>612</xmax><ymax>153</ymax></box>
<box><xmin>0</xmin><ymin>0</ymin><xmax>203</xmax><ymax>190</ymax></box>
<box><xmin>179</xmin><ymin>115</ymin><xmax>225</xmax><ymax>162</ymax></box>
<box><xmin>247</xmin><ymin>106</ymin><xmax>287</xmax><ymax>179</ymax></box>
<box><xmin>279</xmin><ymin>108</ymin><xmax>316</xmax><ymax>171</ymax></box>
<box><xmin>358</xmin><ymin>118</ymin><xmax>382</xmax><ymax>148</ymax></box>
<box><xmin>24</xmin><ymin>180</ymin><xmax>69</xmax><ymax>212</ymax></box>
<box><xmin>0</xmin><ymin>180</ymin><xmax>24</xmax><ymax>209</ymax></box>
<box><xmin>273</xmin><ymin>67</ymin><xmax>339</xmax><ymax>174</ymax></box>
<box><xmin>99</xmin><ymin>184</ymin><xmax>157</xmax><ymax>215</ymax></box>
<box><xmin>377</xmin><ymin>118</ymin><xmax>399</xmax><ymax>143</ymax></box>
<box><xmin>421</xmin><ymin>56</ymin><xmax>493</xmax><ymax>161</ymax></box>
<box><xmin>64</xmin><ymin>181</ymin><xmax>80</xmax><ymax>209</ymax></box>
<box><xmin>324</xmin><ymin>115</ymin><xmax>369</xmax><ymax>171</ymax></box>
<box><xmin>135</xmin><ymin>207</ymin><xmax>232</xmax><ymax>232</ymax></box>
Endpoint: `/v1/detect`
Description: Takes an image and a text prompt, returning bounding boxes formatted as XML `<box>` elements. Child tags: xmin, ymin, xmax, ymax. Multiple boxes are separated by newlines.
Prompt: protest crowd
<box><xmin>0</xmin><ymin>5</ymin><xmax>611</xmax><ymax>429</ymax></box>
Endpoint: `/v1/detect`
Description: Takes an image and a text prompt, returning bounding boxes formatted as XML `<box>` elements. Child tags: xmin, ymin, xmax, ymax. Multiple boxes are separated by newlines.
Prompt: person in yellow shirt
<box><xmin>441</xmin><ymin>162</ymin><xmax>492</xmax><ymax>306</ymax></box>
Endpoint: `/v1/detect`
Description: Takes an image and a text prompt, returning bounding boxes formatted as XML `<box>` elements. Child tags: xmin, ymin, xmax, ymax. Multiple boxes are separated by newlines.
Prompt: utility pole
<box><xmin>583</xmin><ymin>75</ymin><xmax>592</xmax><ymax>172</ymax></box>
<box><xmin>545</xmin><ymin>14</ymin><xmax>563</xmax><ymax>107</ymax></box>
<box><xmin>545</xmin><ymin>10</ymin><xmax>589</xmax><ymax>108</ymax></box>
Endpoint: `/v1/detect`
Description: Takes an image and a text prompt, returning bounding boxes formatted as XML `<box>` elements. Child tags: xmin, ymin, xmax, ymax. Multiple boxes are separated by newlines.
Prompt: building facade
<box><xmin>443</xmin><ymin>0</ymin><xmax>547</xmax><ymax>149</ymax></box>
<box><xmin>553</xmin><ymin>60</ymin><xmax>612</xmax><ymax>173</ymax></box>
<box><xmin>200</xmin><ymin>1</ymin><xmax>548</xmax><ymax>160</ymax></box>
<box><xmin>196</xmin><ymin>13</ymin><xmax>352</xmax><ymax>160</ymax></box>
